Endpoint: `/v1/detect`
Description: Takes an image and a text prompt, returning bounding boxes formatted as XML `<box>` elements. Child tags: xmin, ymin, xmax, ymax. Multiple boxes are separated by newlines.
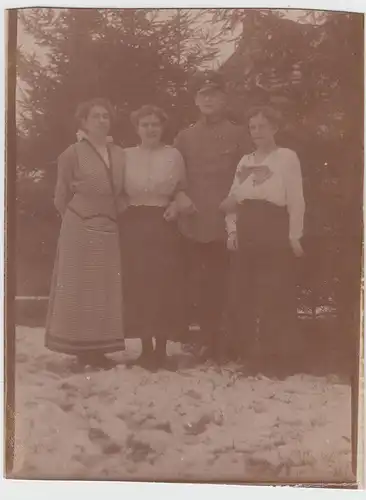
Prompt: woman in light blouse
<box><xmin>221</xmin><ymin>105</ymin><xmax>305</xmax><ymax>374</ymax></box>
<box><xmin>120</xmin><ymin>105</ymin><xmax>188</xmax><ymax>371</ymax></box>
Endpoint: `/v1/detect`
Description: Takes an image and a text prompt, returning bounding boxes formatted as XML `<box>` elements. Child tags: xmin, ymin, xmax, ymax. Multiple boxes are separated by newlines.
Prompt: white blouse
<box><xmin>124</xmin><ymin>145</ymin><xmax>186</xmax><ymax>207</ymax></box>
<box><xmin>225</xmin><ymin>147</ymin><xmax>305</xmax><ymax>240</ymax></box>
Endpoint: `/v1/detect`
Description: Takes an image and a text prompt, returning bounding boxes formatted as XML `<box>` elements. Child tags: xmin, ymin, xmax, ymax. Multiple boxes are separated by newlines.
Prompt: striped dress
<box><xmin>45</xmin><ymin>139</ymin><xmax>126</xmax><ymax>355</ymax></box>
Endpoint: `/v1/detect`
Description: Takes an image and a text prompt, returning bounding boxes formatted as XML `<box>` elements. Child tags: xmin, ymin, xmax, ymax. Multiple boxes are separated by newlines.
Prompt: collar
<box><xmin>76</xmin><ymin>129</ymin><xmax>113</xmax><ymax>144</ymax></box>
<box><xmin>197</xmin><ymin>115</ymin><xmax>227</xmax><ymax>128</ymax></box>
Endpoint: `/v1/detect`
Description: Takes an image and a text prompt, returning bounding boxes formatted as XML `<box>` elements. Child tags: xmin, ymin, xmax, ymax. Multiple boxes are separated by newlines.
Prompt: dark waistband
<box><xmin>67</xmin><ymin>205</ymin><xmax>117</xmax><ymax>223</ymax></box>
<box><xmin>238</xmin><ymin>200</ymin><xmax>287</xmax><ymax>211</ymax></box>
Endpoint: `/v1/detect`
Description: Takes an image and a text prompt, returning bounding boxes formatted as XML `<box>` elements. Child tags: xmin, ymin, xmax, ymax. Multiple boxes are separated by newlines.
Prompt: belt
<box><xmin>239</xmin><ymin>199</ymin><xmax>286</xmax><ymax>209</ymax></box>
<box><xmin>67</xmin><ymin>205</ymin><xmax>117</xmax><ymax>223</ymax></box>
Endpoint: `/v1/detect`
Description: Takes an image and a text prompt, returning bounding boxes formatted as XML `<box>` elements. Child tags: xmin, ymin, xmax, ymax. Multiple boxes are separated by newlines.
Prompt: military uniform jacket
<box><xmin>174</xmin><ymin>118</ymin><xmax>248</xmax><ymax>242</ymax></box>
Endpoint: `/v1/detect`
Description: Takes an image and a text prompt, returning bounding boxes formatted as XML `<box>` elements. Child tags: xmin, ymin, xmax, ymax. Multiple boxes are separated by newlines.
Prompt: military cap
<box><xmin>193</xmin><ymin>71</ymin><xmax>227</xmax><ymax>94</ymax></box>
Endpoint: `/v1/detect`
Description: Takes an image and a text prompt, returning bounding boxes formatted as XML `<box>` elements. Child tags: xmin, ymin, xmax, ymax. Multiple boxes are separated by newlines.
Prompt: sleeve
<box><xmin>117</xmin><ymin>149</ymin><xmax>129</xmax><ymax>213</ymax></box>
<box><xmin>284</xmin><ymin>150</ymin><xmax>305</xmax><ymax>241</ymax></box>
<box><xmin>225</xmin><ymin>213</ymin><xmax>237</xmax><ymax>235</ymax></box>
<box><xmin>228</xmin><ymin>163</ymin><xmax>242</xmax><ymax>198</ymax></box>
<box><xmin>222</xmin><ymin>154</ymin><xmax>247</xmax><ymax>208</ymax></box>
<box><xmin>237</xmin><ymin>126</ymin><xmax>250</xmax><ymax>160</ymax></box>
<box><xmin>173</xmin><ymin>130</ymin><xmax>186</xmax><ymax>159</ymax></box>
<box><xmin>54</xmin><ymin>147</ymin><xmax>75</xmax><ymax>216</ymax></box>
<box><xmin>223</xmin><ymin>155</ymin><xmax>247</xmax><ymax>235</ymax></box>
<box><xmin>172</xmin><ymin>148</ymin><xmax>187</xmax><ymax>195</ymax></box>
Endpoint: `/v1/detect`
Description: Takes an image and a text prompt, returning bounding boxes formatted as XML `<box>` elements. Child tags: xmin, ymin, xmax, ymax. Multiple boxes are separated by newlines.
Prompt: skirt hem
<box><xmin>45</xmin><ymin>336</ymin><xmax>125</xmax><ymax>355</ymax></box>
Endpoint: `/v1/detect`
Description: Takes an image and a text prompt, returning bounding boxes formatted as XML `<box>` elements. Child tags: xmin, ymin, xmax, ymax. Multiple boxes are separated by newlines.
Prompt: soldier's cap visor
<box><xmin>196</xmin><ymin>82</ymin><xmax>226</xmax><ymax>94</ymax></box>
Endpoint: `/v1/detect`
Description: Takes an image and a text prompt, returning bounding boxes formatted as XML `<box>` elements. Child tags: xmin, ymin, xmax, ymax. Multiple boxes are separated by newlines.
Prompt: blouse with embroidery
<box><xmin>225</xmin><ymin>147</ymin><xmax>305</xmax><ymax>240</ymax></box>
<box><xmin>124</xmin><ymin>145</ymin><xmax>186</xmax><ymax>207</ymax></box>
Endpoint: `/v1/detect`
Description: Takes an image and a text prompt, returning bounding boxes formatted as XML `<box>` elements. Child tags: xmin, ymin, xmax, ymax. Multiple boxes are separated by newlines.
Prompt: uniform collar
<box><xmin>197</xmin><ymin>115</ymin><xmax>227</xmax><ymax>128</ymax></box>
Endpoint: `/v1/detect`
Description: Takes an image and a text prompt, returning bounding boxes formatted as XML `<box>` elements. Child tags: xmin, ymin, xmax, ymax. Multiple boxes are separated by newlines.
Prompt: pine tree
<box><xmin>15</xmin><ymin>7</ymin><xmax>224</xmax><ymax>295</ymax></box>
<box><xmin>17</xmin><ymin>7</ymin><xmax>223</xmax><ymax>169</ymax></box>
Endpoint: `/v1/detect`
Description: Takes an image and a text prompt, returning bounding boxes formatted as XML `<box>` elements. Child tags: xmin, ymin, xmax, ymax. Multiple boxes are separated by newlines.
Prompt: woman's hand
<box><xmin>164</xmin><ymin>201</ymin><xmax>179</xmax><ymax>222</ymax></box>
<box><xmin>290</xmin><ymin>238</ymin><xmax>304</xmax><ymax>257</ymax></box>
<box><xmin>227</xmin><ymin>232</ymin><xmax>238</xmax><ymax>251</ymax></box>
<box><xmin>220</xmin><ymin>195</ymin><xmax>237</xmax><ymax>213</ymax></box>
<box><xmin>175</xmin><ymin>192</ymin><xmax>197</xmax><ymax>215</ymax></box>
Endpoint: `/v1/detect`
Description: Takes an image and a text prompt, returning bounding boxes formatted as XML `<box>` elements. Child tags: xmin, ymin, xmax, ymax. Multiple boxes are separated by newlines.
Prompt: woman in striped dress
<box><xmin>45</xmin><ymin>98</ymin><xmax>126</xmax><ymax>370</ymax></box>
<box><xmin>221</xmin><ymin>105</ymin><xmax>305</xmax><ymax>374</ymax></box>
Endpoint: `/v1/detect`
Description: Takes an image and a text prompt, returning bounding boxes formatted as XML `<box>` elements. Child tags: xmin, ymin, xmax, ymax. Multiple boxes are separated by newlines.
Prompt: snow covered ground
<box><xmin>13</xmin><ymin>326</ymin><xmax>354</xmax><ymax>484</ymax></box>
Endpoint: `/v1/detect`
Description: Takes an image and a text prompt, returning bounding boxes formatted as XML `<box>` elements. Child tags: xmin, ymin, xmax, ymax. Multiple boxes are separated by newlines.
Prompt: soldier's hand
<box><xmin>227</xmin><ymin>232</ymin><xmax>238</xmax><ymax>251</ymax></box>
<box><xmin>175</xmin><ymin>192</ymin><xmax>197</xmax><ymax>215</ymax></box>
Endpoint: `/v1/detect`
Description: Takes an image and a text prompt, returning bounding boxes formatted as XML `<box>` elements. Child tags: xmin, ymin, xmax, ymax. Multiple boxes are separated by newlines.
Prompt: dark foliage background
<box><xmin>16</xmin><ymin>9</ymin><xmax>363</xmax><ymax>341</ymax></box>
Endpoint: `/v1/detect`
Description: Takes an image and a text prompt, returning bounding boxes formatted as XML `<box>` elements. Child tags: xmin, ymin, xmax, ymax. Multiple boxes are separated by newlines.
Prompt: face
<box><xmin>195</xmin><ymin>89</ymin><xmax>226</xmax><ymax>116</ymax></box>
<box><xmin>82</xmin><ymin>105</ymin><xmax>110</xmax><ymax>138</ymax></box>
<box><xmin>249</xmin><ymin>113</ymin><xmax>277</xmax><ymax>147</ymax></box>
<box><xmin>137</xmin><ymin>114</ymin><xmax>163</xmax><ymax>145</ymax></box>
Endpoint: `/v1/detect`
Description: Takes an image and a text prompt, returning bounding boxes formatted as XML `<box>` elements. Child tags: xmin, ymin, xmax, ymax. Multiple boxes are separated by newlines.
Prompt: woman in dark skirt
<box><xmin>221</xmin><ymin>106</ymin><xmax>305</xmax><ymax>375</ymax></box>
<box><xmin>120</xmin><ymin>105</ymin><xmax>188</xmax><ymax>370</ymax></box>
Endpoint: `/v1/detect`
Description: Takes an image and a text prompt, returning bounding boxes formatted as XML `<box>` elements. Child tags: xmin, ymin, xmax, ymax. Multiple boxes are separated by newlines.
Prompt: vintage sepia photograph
<box><xmin>5</xmin><ymin>6</ymin><xmax>364</xmax><ymax>487</ymax></box>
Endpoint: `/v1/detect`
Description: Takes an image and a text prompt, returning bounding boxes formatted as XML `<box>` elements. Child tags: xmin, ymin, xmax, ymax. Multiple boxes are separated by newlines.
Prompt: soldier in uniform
<box><xmin>174</xmin><ymin>72</ymin><xmax>249</xmax><ymax>361</ymax></box>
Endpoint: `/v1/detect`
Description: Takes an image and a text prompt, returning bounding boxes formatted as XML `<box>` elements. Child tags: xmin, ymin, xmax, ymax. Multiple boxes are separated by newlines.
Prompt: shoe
<box><xmin>125</xmin><ymin>353</ymin><xmax>156</xmax><ymax>370</ymax></box>
<box><xmin>198</xmin><ymin>345</ymin><xmax>221</xmax><ymax>364</ymax></box>
<box><xmin>126</xmin><ymin>338</ymin><xmax>156</xmax><ymax>370</ymax></box>
<box><xmin>76</xmin><ymin>353</ymin><xmax>117</xmax><ymax>371</ymax></box>
<box><xmin>139</xmin><ymin>356</ymin><xmax>159</xmax><ymax>372</ymax></box>
<box><xmin>126</xmin><ymin>348</ymin><xmax>160</xmax><ymax>372</ymax></box>
<box><xmin>155</xmin><ymin>353</ymin><xmax>176</xmax><ymax>371</ymax></box>
<box><xmin>182</xmin><ymin>342</ymin><xmax>204</xmax><ymax>356</ymax></box>
<box><xmin>94</xmin><ymin>356</ymin><xmax>117</xmax><ymax>371</ymax></box>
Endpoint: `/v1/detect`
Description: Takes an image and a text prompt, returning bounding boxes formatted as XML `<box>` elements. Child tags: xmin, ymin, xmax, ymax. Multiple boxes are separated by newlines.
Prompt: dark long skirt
<box><xmin>119</xmin><ymin>206</ymin><xmax>183</xmax><ymax>340</ymax></box>
<box><xmin>227</xmin><ymin>200</ymin><xmax>299</xmax><ymax>368</ymax></box>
